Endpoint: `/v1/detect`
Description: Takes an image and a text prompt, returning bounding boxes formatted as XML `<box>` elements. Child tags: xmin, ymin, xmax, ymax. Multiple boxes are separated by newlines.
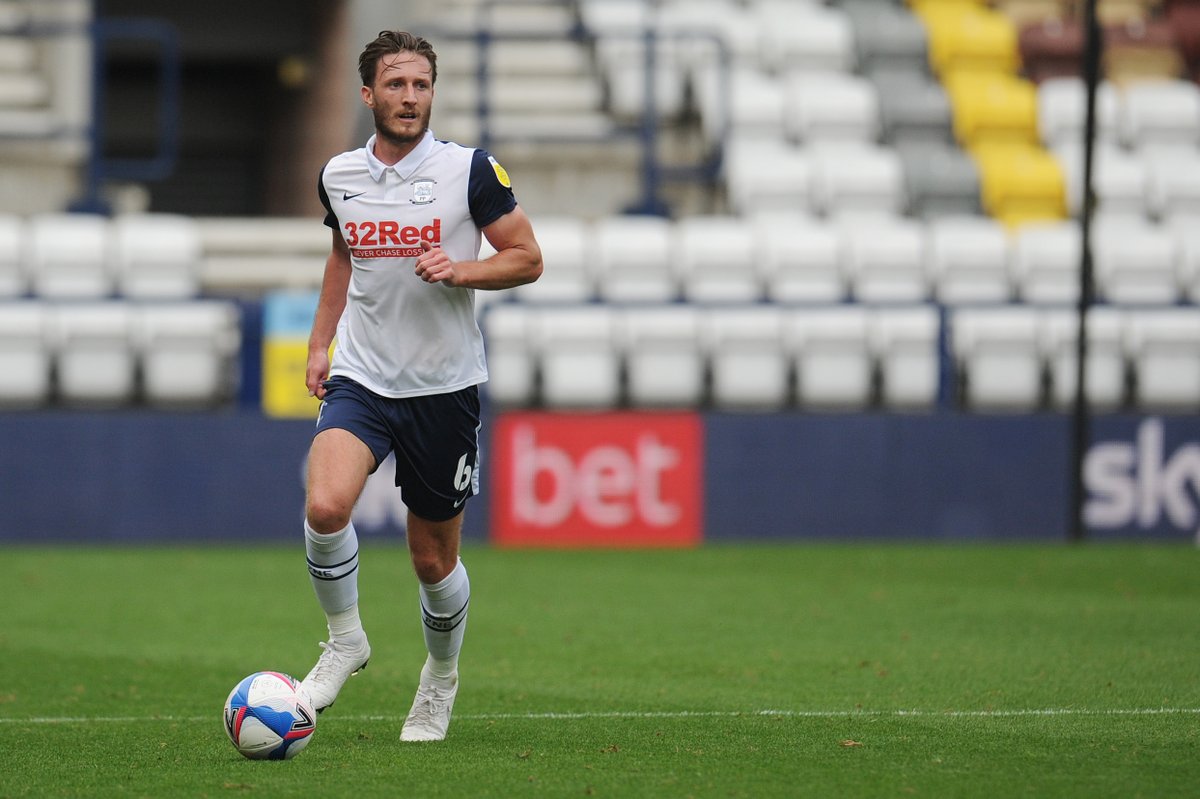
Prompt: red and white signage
<box><xmin>491</xmin><ymin>412</ymin><xmax>703</xmax><ymax>548</ymax></box>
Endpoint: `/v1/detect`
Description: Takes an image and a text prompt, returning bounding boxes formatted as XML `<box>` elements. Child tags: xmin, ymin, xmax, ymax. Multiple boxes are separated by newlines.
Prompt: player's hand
<box><xmin>306</xmin><ymin>350</ymin><xmax>331</xmax><ymax>399</ymax></box>
<box><xmin>414</xmin><ymin>240</ymin><xmax>458</xmax><ymax>286</ymax></box>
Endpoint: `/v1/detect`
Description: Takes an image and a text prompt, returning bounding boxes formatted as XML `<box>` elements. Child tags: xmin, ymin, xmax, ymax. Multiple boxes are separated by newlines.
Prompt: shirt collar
<box><xmin>364</xmin><ymin>130</ymin><xmax>436</xmax><ymax>182</ymax></box>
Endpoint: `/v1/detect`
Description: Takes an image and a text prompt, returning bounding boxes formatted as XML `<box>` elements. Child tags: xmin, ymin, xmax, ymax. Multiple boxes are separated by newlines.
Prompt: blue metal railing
<box><xmin>71</xmin><ymin>16</ymin><xmax>181</xmax><ymax>213</ymax></box>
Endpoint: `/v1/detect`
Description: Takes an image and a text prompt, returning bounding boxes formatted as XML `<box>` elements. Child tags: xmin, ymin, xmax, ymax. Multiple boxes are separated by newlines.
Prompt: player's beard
<box><xmin>375</xmin><ymin>105</ymin><xmax>430</xmax><ymax>148</ymax></box>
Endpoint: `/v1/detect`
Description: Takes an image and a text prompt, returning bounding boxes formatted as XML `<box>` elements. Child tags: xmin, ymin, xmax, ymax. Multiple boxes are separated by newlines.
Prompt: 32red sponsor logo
<box><xmin>345</xmin><ymin>218</ymin><xmax>441</xmax><ymax>258</ymax></box>
<box><xmin>491</xmin><ymin>412</ymin><xmax>703</xmax><ymax>548</ymax></box>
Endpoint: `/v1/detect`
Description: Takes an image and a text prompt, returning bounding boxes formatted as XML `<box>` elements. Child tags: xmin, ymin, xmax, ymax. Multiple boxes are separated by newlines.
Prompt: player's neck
<box><xmin>371</xmin><ymin>132</ymin><xmax>421</xmax><ymax>166</ymax></box>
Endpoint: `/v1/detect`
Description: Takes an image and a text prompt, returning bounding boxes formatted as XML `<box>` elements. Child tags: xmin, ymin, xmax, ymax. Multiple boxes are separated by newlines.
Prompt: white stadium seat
<box><xmin>952</xmin><ymin>307</ymin><xmax>1043</xmax><ymax>411</ymax></box>
<box><xmin>50</xmin><ymin>301</ymin><xmax>137</xmax><ymax>405</ymax></box>
<box><xmin>482</xmin><ymin>304</ymin><xmax>538</xmax><ymax>407</ymax></box>
<box><xmin>757</xmin><ymin>214</ymin><xmax>845</xmax><ymax>302</ymax></box>
<box><xmin>928</xmin><ymin>215</ymin><xmax>1012</xmax><ymax>304</ymax></box>
<box><xmin>1040</xmin><ymin>307</ymin><xmax>1126</xmax><ymax>410</ymax></box>
<box><xmin>1118</xmin><ymin>79</ymin><xmax>1200</xmax><ymax>151</ymax></box>
<box><xmin>840</xmin><ymin>217</ymin><xmax>928</xmax><ymax>302</ymax></box>
<box><xmin>724</xmin><ymin>137</ymin><xmax>814</xmax><ymax>216</ymax></box>
<box><xmin>1011</xmin><ymin>221</ymin><xmax>1081</xmax><ymax>305</ymax></box>
<box><xmin>872</xmin><ymin>305</ymin><xmax>942</xmax><ymax>410</ymax></box>
<box><xmin>27</xmin><ymin>213</ymin><xmax>112</xmax><ymax>298</ymax></box>
<box><xmin>1141</xmin><ymin>148</ymin><xmax>1200</xmax><ymax>222</ymax></box>
<box><xmin>592</xmin><ymin>214</ymin><xmax>677</xmax><ymax>302</ymax></box>
<box><xmin>784</xmin><ymin>72</ymin><xmax>880</xmax><ymax>144</ymax></box>
<box><xmin>1126</xmin><ymin>309</ymin><xmax>1200</xmax><ymax>410</ymax></box>
<box><xmin>1052</xmin><ymin>143</ymin><xmax>1148</xmax><ymax>221</ymax></box>
<box><xmin>811</xmin><ymin>142</ymin><xmax>906</xmax><ymax>219</ymax></box>
<box><xmin>704</xmin><ymin>306</ymin><xmax>789</xmax><ymax>409</ymax></box>
<box><xmin>675</xmin><ymin>215</ymin><xmax>761</xmax><ymax>302</ymax></box>
<box><xmin>136</xmin><ymin>301</ymin><xmax>241</xmax><ymax>406</ymax></box>
<box><xmin>786</xmin><ymin>305</ymin><xmax>873</xmax><ymax>409</ymax></box>
<box><xmin>512</xmin><ymin>216</ymin><xmax>593</xmax><ymax>303</ymax></box>
<box><xmin>111</xmin><ymin>213</ymin><xmax>202</xmax><ymax>299</ymax></box>
<box><xmin>1036</xmin><ymin>78</ymin><xmax>1120</xmax><ymax>150</ymax></box>
<box><xmin>757</xmin><ymin>3</ymin><xmax>855</xmax><ymax>74</ymax></box>
<box><xmin>621</xmin><ymin>305</ymin><xmax>706</xmax><ymax>407</ymax></box>
<box><xmin>1092</xmin><ymin>221</ymin><xmax>1179</xmax><ymax>305</ymax></box>
<box><xmin>0</xmin><ymin>301</ymin><xmax>51</xmax><ymax>405</ymax></box>
<box><xmin>536</xmin><ymin>306</ymin><xmax>621</xmax><ymax>408</ymax></box>
<box><xmin>696</xmin><ymin>66</ymin><xmax>786</xmax><ymax>146</ymax></box>
<box><xmin>0</xmin><ymin>213</ymin><xmax>23</xmax><ymax>297</ymax></box>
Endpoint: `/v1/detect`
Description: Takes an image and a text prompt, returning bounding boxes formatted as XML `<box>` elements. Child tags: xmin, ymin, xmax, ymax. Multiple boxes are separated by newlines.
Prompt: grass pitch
<box><xmin>2</xmin><ymin>542</ymin><xmax>1198</xmax><ymax>797</ymax></box>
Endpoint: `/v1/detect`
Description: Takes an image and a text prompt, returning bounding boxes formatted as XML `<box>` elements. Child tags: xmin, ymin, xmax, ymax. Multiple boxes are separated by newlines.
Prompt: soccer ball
<box><xmin>223</xmin><ymin>671</ymin><xmax>316</xmax><ymax>760</ymax></box>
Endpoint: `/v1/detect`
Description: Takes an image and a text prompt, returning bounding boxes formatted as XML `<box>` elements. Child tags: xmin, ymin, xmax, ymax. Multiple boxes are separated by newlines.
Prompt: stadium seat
<box><xmin>973</xmin><ymin>141</ymin><xmax>1067</xmax><ymax>227</ymax></box>
<box><xmin>1103</xmin><ymin>19</ymin><xmax>1185</xmax><ymax>84</ymax></box>
<box><xmin>1019</xmin><ymin>17</ymin><xmax>1085</xmax><ymax>82</ymax></box>
<box><xmin>50</xmin><ymin>301</ymin><xmax>137</xmax><ymax>405</ymax></box>
<box><xmin>724</xmin><ymin>137</ymin><xmax>814</xmax><ymax>216</ymax></box>
<box><xmin>194</xmin><ymin>217</ymin><xmax>328</xmax><ymax>293</ymax></box>
<box><xmin>511</xmin><ymin>216</ymin><xmax>593</xmax><ymax>303</ymax></box>
<box><xmin>704</xmin><ymin>306</ymin><xmax>789</xmax><ymax>409</ymax></box>
<box><xmin>1052</xmin><ymin>142</ymin><xmax>1149</xmax><ymax>220</ymax></box>
<box><xmin>994</xmin><ymin>0</ymin><xmax>1070</xmax><ymax>27</ymax></box>
<box><xmin>111</xmin><ymin>213</ymin><xmax>202</xmax><ymax>299</ymax></box>
<box><xmin>0</xmin><ymin>301</ymin><xmax>51</xmax><ymax>405</ymax></box>
<box><xmin>592</xmin><ymin>214</ymin><xmax>677</xmax><ymax>302</ymax></box>
<box><xmin>872</xmin><ymin>305</ymin><xmax>943</xmax><ymax>410</ymax></box>
<box><xmin>1118</xmin><ymin>79</ymin><xmax>1200</xmax><ymax>150</ymax></box>
<box><xmin>675</xmin><ymin>215</ymin><xmax>761</xmax><ymax>302</ymax></box>
<box><xmin>1035</xmin><ymin>77</ymin><xmax>1120</xmax><ymax>150</ymax></box>
<box><xmin>840</xmin><ymin>217</ymin><xmax>929</xmax><ymax>302</ymax></box>
<box><xmin>656</xmin><ymin>0</ymin><xmax>760</xmax><ymax>68</ymax></box>
<box><xmin>757</xmin><ymin>214</ymin><xmax>846</xmax><ymax>302</ymax></box>
<box><xmin>26</xmin><ymin>213</ymin><xmax>112</xmax><ymax>298</ymax></box>
<box><xmin>952</xmin><ymin>306</ymin><xmax>1043</xmax><ymax>410</ymax></box>
<box><xmin>946</xmin><ymin>72</ymin><xmax>1039</xmax><ymax>147</ymax></box>
<box><xmin>482</xmin><ymin>304</ymin><xmax>537</xmax><ymax>407</ymax></box>
<box><xmin>872</xmin><ymin>71</ymin><xmax>955</xmax><ymax>147</ymax></box>
<box><xmin>843</xmin><ymin>0</ymin><xmax>931</xmax><ymax>76</ymax></box>
<box><xmin>785</xmin><ymin>305</ymin><xmax>873</xmax><ymax>409</ymax></box>
<box><xmin>1010</xmin><ymin>220</ymin><xmax>1081</xmax><ymax>303</ymax></box>
<box><xmin>784</xmin><ymin>72</ymin><xmax>880</xmax><ymax>144</ymax></box>
<box><xmin>1142</xmin><ymin>147</ymin><xmax>1200</xmax><ymax>221</ymax></box>
<box><xmin>918</xmin><ymin>2</ymin><xmax>1022</xmax><ymax>77</ymax></box>
<box><xmin>928</xmin><ymin>215</ymin><xmax>1014</xmax><ymax>304</ymax></box>
<box><xmin>1172</xmin><ymin>220</ymin><xmax>1200</xmax><ymax>303</ymax></box>
<box><xmin>621</xmin><ymin>305</ymin><xmax>706</xmax><ymax>407</ymax></box>
<box><xmin>898</xmin><ymin>141</ymin><xmax>984</xmax><ymax>218</ymax></box>
<box><xmin>596</xmin><ymin>37</ymin><xmax>689</xmax><ymax>122</ymax></box>
<box><xmin>1040</xmin><ymin>307</ymin><xmax>1127</xmax><ymax>409</ymax></box>
<box><xmin>1167</xmin><ymin>0</ymin><xmax>1200</xmax><ymax>78</ymax></box>
<box><xmin>1092</xmin><ymin>220</ymin><xmax>1179</xmax><ymax>304</ymax></box>
<box><xmin>536</xmin><ymin>306</ymin><xmax>621</xmax><ymax>408</ymax></box>
<box><xmin>696</xmin><ymin>67</ymin><xmax>786</xmax><ymax>146</ymax></box>
<box><xmin>1126</xmin><ymin>309</ymin><xmax>1200</xmax><ymax>409</ymax></box>
<box><xmin>0</xmin><ymin>213</ymin><xmax>23</xmax><ymax>297</ymax></box>
<box><xmin>756</xmin><ymin>2</ymin><xmax>855</xmax><ymax>74</ymax></box>
<box><xmin>811</xmin><ymin>143</ymin><xmax>906</xmax><ymax>219</ymax></box>
<box><xmin>137</xmin><ymin>301</ymin><xmax>240</xmax><ymax>406</ymax></box>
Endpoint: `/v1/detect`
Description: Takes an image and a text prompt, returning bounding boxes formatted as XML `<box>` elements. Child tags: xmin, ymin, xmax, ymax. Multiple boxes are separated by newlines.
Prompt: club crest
<box><xmin>411</xmin><ymin>178</ymin><xmax>436</xmax><ymax>205</ymax></box>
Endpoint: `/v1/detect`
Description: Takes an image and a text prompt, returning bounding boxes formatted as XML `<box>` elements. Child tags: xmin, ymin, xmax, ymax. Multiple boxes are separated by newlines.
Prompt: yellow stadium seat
<box><xmin>917</xmin><ymin>3</ymin><xmax>1021</xmax><ymax>76</ymax></box>
<box><xmin>945</xmin><ymin>71</ymin><xmax>1039</xmax><ymax>146</ymax></box>
<box><xmin>972</xmin><ymin>142</ymin><xmax>1067</xmax><ymax>227</ymax></box>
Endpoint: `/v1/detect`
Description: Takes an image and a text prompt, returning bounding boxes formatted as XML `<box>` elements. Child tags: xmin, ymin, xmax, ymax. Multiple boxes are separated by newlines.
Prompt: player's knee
<box><xmin>410</xmin><ymin>550</ymin><xmax>454</xmax><ymax>585</ymax></box>
<box><xmin>305</xmin><ymin>496</ymin><xmax>353</xmax><ymax>534</ymax></box>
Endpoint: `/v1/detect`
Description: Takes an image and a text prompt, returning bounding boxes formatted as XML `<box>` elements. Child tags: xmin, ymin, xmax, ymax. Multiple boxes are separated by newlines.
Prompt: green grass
<box><xmin>2</xmin><ymin>542</ymin><xmax>1198</xmax><ymax>797</ymax></box>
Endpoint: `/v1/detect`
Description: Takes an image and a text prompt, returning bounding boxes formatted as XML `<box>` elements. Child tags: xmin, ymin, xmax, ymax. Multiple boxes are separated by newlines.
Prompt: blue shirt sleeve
<box><xmin>318</xmin><ymin>166</ymin><xmax>338</xmax><ymax>230</ymax></box>
<box><xmin>468</xmin><ymin>149</ymin><xmax>518</xmax><ymax>229</ymax></box>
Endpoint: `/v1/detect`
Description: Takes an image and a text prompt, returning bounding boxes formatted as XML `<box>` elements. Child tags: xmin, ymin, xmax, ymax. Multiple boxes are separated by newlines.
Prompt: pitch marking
<box><xmin>3</xmin><ymin>708</ymin><xmax>1199</xmax><ymax>724</ymax></box>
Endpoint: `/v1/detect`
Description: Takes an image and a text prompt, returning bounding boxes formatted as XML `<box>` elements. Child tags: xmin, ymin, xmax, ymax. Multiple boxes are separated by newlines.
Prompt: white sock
<box><xmin>305</xmin><ymin>520</ymin><xmax>364</xmax><ymax>642</ymax></box>
<box><xmin>418</xmin><ymin>559</ymin><xmax>469</xmax><ymax>681</ymax></box>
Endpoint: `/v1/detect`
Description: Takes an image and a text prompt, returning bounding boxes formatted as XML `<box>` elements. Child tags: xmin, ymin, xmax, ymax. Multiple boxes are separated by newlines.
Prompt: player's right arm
<box><xmin>306</xmin><ymin>229</ymin><xmax>351</xmax><ymax>399</ymax></box>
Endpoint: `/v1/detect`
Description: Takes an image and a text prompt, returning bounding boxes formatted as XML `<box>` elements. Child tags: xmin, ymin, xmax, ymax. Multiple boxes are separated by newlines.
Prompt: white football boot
<box><xmin>399</xmin><ymin>663</ymin><xmax>458</xmax><ymax>742</ymax></box>
<box><xmin>299</xmin><ymin>636</ymin><xmax>371</xmax><ymax>713</ymax></box>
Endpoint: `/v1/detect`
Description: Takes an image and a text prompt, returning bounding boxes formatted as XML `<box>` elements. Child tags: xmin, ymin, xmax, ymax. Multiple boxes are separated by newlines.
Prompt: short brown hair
<box><xmin>358</xmin><ymin>30</ymin><xmax>437</xmax><ymax>87</ymax></box>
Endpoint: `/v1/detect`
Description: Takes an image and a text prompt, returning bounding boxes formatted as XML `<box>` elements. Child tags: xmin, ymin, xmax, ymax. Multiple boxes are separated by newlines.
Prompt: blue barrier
<box><xmin>1</xmin><ymin>410</ymin><xmax>1196</xmax><ymax>544</ymax></box>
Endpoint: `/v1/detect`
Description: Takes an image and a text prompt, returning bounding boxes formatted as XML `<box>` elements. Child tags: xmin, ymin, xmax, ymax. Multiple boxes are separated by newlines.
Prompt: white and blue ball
<box><xmin>223</xmin><ymin>671</ymin><xmax>316</xmax><ymax>760</ymax></box>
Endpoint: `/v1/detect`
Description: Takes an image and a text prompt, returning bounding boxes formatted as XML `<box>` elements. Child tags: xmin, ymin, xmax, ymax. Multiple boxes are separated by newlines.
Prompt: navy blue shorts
<box><xmin>314</xmin><ymin>376</ymin><xmax>481</xmax><ymax>522</ymax></box>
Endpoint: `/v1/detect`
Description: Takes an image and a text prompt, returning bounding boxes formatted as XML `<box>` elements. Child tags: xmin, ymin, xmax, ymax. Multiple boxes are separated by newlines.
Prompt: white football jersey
<box><xmin>318</xmin><ymin>130</ymin><xmax>517</xmax><ymax>398</ymax></box>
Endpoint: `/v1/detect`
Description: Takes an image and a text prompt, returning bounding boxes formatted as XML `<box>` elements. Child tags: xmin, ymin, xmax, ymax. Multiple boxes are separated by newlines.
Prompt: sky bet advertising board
<box><xmin>2</xmin><ymin>411</ymin><xmax>1200</xmax><ymax>544</ymax></box>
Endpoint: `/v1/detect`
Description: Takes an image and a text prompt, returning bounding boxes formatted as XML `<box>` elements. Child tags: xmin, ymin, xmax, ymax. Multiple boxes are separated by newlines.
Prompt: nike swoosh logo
<box><xmin>453</xmin><ymin>494</ymin><xmax>468</xmax><ymax>508</ymax></box>
<box><xmin>343</xmin><ymin>191</ymin><xmax>366</xmax><ymax>201</ymax></box>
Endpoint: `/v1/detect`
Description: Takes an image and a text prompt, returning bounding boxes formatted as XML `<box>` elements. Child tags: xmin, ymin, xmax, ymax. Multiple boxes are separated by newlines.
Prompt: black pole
<box><xmin>1070</xmin><ymin>0</ymin><xmax>1102</xmax><ymax>543</ymax></box>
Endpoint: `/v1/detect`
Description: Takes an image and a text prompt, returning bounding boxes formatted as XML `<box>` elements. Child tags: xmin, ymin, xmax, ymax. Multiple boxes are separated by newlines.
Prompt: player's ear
<box><xmin>361</xmin><ymin>85</ymin><xmax>374</xmax><ymax>108</ymax></box>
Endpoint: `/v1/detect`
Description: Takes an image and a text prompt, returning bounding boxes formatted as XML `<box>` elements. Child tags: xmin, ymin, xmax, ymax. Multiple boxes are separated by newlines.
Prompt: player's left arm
<box><xmin>414</xmin><ymin>206</ymin><xmax>542</xmax><ymax>289</ymax></box>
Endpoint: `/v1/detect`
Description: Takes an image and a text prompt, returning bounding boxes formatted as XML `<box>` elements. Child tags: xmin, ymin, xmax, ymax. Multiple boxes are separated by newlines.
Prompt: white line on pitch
<box><xmin>3</xmin><ymin>708</ymin><xmax>1199</xmax><ymax>724</ymax></box>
